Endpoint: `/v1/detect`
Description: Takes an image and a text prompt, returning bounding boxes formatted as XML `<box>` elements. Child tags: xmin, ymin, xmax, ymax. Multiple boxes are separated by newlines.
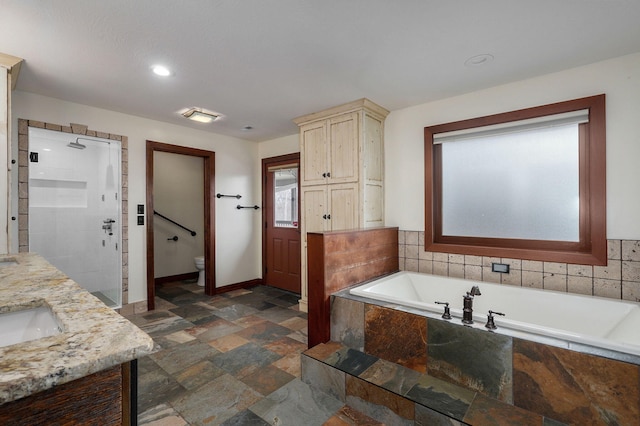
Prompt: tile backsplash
<box><xmin>398</xmin><ymin>230</ymin><xmax>640</xmax><ymax>303</ymax></box>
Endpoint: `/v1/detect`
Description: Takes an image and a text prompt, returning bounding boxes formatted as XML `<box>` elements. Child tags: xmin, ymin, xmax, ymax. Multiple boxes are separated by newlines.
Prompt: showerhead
<box><xmin>67</xmin><ymin>139</ymin><xmax>86</xmax><ymax>150</ymax></box>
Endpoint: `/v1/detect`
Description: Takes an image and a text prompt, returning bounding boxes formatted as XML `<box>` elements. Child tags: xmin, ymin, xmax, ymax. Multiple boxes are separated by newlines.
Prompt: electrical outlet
<box><xmin>492</xmin><ymin>263</ymin><xmax>510</xmax><ymax>273</ymax></box>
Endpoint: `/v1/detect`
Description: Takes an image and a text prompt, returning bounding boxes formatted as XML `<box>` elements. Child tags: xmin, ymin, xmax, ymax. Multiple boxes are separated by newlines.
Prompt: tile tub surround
<box><xmin>330</xmin><ymin>291</ymin><xmax>640</xmax><ymax>425</ymax></box>
<box><xmin>399</xmin><ymin>232</ymin><xmax>640</xmax><ymax>303</ymax></box>
<box><xmin>302</xmin><ymin>342</ymin><xmax>557</xmax><ymax>426</ymax></box>
<box><xmin>0</xmin><ymin>253</ymin><xmax>154</xmax><ymax>403</ymax></box>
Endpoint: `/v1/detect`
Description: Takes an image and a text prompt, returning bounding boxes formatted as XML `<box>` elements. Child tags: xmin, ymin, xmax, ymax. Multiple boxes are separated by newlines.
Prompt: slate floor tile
<box><xmin>211</xmin><ymin>342</ymin><xmax>282</xmax><ymax>376</ymax></box>
<box><xmin>249</xmin><ymin>378</ymin><xmax>345</xmax><ymax>426</ymax></box>
<box><xmin>239</xmin><ymin>364</ymin><xmax>296</xmax><ymax>396</ymax></box>
<box><xmin>172</xmin><ymin>373</ymin><xmax>262</xmax><ymax>425</ymax></box>
<box><xmin>125</xmin><ymin>282</ymin><xmax>372</xmax><ymax>426</ymax></box>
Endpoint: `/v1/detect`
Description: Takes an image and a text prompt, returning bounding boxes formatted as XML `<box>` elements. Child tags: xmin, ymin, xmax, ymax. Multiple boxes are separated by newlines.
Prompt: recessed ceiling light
<box><xmin>182</xmin><ymin>108</ymin><xmax>220</xmax><ymax>123</ymax></box>
<box><xmin>464</xmin><ymin>54</ymin><xmax>494</xmax><ymax>67</ymax></box>
<box><xmin>151</xmin><ymin>64</ymin><xmax>172</xmax><ymax>77</ymax></box>
<box><xmin>242</xmin><ymin>126</ymin><xmax>253</xmax><ymax>131</ymax></box>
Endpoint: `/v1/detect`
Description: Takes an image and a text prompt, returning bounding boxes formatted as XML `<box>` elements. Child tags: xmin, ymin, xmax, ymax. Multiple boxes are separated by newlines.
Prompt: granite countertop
<box><xmin>0</xmin><ymin>253</ymin><xmax>154</xmax><ymax>404</ymax></box>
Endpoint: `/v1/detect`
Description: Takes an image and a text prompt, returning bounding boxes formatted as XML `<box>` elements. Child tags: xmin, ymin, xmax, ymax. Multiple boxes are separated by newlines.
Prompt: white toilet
<box><xmin>194</xmin><ymin>256</ymin><xmax>205</xmax><ymax>287</ymax></box>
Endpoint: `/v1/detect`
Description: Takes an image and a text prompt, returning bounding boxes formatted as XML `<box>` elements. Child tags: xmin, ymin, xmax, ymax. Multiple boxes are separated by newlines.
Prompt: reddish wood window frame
<box><xmin>424</xmin><ymin>94</ymin><xmax>607</xmax><ymax>265</ymax></box>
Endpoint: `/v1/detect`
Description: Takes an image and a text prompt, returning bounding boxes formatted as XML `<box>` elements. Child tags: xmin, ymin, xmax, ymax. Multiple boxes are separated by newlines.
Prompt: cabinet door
<box><xmin>301</xmin><ymin>185</ymin><xmax>328</xmax><ymax>236</ymax></box>
<box><xmin>327</xmin><ymin>183</ymin><xmax>359</xmax><ymax>231</ymax></box>
<box><xmin>300</xmin><ymin>121</ymin><xmax>327</xmax><ymax>186</ymax></box>
<box><xmin>328</xmin><ymin>113</ymin><xmax>359</xmax><ymax>184</ymax></box>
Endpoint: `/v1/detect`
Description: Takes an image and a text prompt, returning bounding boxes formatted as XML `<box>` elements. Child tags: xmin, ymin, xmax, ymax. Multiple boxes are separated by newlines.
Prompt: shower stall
<box><xmin>28</xmin><ymin>127</ymin><xmax>122</xmax><ymax>308</ymax></box>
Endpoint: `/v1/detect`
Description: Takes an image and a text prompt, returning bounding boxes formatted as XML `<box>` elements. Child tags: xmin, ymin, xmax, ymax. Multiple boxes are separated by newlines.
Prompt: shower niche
<box><xmin>27</xmin><ymin>127</ymin><xmax>122</xmax><ymax>308</ymax></box>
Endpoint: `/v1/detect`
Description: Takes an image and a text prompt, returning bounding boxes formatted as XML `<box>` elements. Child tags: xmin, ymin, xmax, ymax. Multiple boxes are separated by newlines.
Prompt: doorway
<box><xmin>27</xmin><ymin>127</ymin><xmax>122</xmax><ymax>307</ymax></box>
<box><xmin>262</xmin><ymin>153</ymin><xmax>301</xmax><ymax>293</ymax></box>
<box><xmin>146</xmin><ymin>141</ymin><xmax>215</xmax><ymax>310</ymax></box>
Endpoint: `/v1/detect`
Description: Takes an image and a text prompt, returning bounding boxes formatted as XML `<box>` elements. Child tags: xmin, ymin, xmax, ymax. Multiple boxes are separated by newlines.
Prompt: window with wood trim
<box><xmin>424</xmin><ymin>94</ymin><xmax>606</xmax><ymax>265</ymax></box>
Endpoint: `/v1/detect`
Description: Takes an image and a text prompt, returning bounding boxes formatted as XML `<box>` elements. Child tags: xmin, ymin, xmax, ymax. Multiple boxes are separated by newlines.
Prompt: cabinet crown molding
<box><xmin>0</xmin><ymin>52</ymin><xmax>24</xmax><ymax>90</ymax></box>
<box><xmin>293</xmin><ymin>98</ymin><xmax>389</xmax><ymax>126</ymax></box>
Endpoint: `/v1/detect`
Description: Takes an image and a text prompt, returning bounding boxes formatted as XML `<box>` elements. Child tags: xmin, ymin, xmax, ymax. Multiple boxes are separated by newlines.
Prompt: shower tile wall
<box><xmin>398</xmin><ymin>231</ymin><xmax>640</xmax><ymax>303</ymax></box>
<box><xmin>17</xmin><ymin>119</ymin><xmax>130</xmax><ymax>306</ymax></box>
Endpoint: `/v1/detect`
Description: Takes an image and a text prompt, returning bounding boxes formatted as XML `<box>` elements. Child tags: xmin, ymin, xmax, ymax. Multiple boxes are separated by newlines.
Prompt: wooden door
<box><xmin>264</xmin><ymin>157</ymin><xmax>301</xmax><ymax>293</ymax></box>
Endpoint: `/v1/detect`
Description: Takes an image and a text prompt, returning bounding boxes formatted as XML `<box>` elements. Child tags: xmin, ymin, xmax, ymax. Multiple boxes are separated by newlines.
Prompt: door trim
<box><xmin>261</xmin><ymin>153</ymin><xmax>301</xmax><ymax>290</ymax></box>
<box><xmin>146</xmin><ymin>141</ymin><xmax>216</xmax><ymax>310</ymax></box>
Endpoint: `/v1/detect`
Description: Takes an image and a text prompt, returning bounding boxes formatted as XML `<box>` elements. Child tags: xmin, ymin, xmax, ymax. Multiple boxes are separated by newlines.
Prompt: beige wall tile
<box><xmin>622</xmin><ymin>240</ymin><xmax>640</xmax><ymax>262</ymax></box>
<box><xmin>449</xmin><ymin>263</ymin><xmax>464</xmax><ymax>278</ymax></box>
<box><xmin>567</xmin><ymin>264</ymin><xmax>593</xmax><ymax>277</ymax></box>
<box><xmin>482</xmin><ymin>257</ymin><xmax>501</xmax><ymax>268</ymax></box>
<box><xmin>449</xmin><ymin>254</ymin><xmax>464</xmax><ymax>264</ymax></box>
<box><xmin>399</xmin><ymin>257</ymin><xmax>406</xmax><ymax>271</ymax></box>
<box><xmin>622</xmin><ymin>261</ymin><xmax>640</xmax><ymax>282</ymax></box>
<box><xmin>418</xmin><ymin>232</ymin><xmax>425</xmax><ymax>246</ymax></box>
<box><xmin>405</xmin><ymin>244</ymin><xmax>419</xmax><ymax>260</ymax></box>
<box><xmin>433</xmin><ymin>261</ymin><xmax>448</xmax><ymax>276</ymax></box>
<box><xmin>405</xmin><ymin>258</ymin><xmax>419</xmax><ymax>272</ymax></box>
<box><xmin>419</xmin><ymin>250</ymin><xmax>433</xmax><ymax>261</ymax></box>
<box><xmin>398</xmin><ymin>244</ymin><xmax>406</xmax><ymax>258</ymax></box>
<box><xmin>593</xmin><ymin>260</ymin><xmax>622</xmax><ymax>281</ymax></box>
<box><xmin>398</xmin><ymin>231</ymin><xmax>405</xmax><ymax>245</ymax></box>
<box><xmin>501</xmin><ymin>270</ymin><xmax>522</xmax><ymax>286</ymax></box>
<box><xmin>418</xmin><ymin>260</ymin><xmax>433</xmax><ymax>274</ymax></box>
<box><xmin>465</xmin><ymin>265</ymin><xmax>482</xmax><ymax>281</ymax></box>
<box><xmin>433</xmin><ymin>252</ymin><xmax>448</xmax><ymax>263</ymax></box>
<box><xmin>622</xmin><ymin>281</ymin><xmax>640</xmax><ymax>302</ymax></box>
<box><xmin>544</xmin><ymin>262</ymin><xmax>567</xmax><ymax>275</ymax></box>
<box><xmin>465</xmin><ymin>255</ymin><xmax>483</xmax><ymax>266</ymax></box>
<box><xmin>608</xmin><ymin>239</ymin><xmax>622</xmax><ymax>260</ymax></box>
<box><xmin>567</xmin><ymin>276</ymin><xmax>593</xmax><ymax>295</ymax></box>
<box><xmin>501</xmin><ymin>258</ymin><xmax>522</xmax><ymax>270</ymax></box>
<box><xmin>522</xmin><ymin>260</ymin><xmax>543</xmax><ymax>272</ymax></box>
<box><xmin>482</xmin><ymin>267</ymin><xmax>501</xmax><ymax>284</ymax></box>
<box><xmin>543</xmin><ymin>273</ymin><xmax>567</xmax><ymax>292</ymax></box>
<box><xmin>405</xmin><ymin>231</ymin><xmax>419</xmax><ymax>245</ymax></box>
<box><xmin>593</xmin><ymin>278</ymin><xmax>622</xmax><ymax>299</ymax></box>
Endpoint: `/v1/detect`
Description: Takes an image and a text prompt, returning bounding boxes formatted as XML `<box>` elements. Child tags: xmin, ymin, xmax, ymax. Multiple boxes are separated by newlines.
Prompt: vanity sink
<box><xmin>0</xmin><ymin>306</ymin><xmax>63</xmax><ymax>348</ymax></box>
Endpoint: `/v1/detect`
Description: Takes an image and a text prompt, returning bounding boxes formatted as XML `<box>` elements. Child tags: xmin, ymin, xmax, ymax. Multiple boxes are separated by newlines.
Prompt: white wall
<box><xmin>258</xmin><ymin>134</ymin><xmax>299</xmax><ymax>160</ymax></box>
<box><xmin>11</xmin><ymin>91</ymin><xmax>261</xmax><ymax>303</ymax></box>
<box><xmin>385</xmin><ymin>52</ymin><xmax>640</xmax><ymax>240</ymax></box>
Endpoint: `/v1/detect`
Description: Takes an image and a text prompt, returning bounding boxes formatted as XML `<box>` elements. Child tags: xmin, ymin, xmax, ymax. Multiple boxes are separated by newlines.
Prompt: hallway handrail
<box><xmin>153</xmin><ymin>210</ymin><xmax>197</xmax><ymax>236</ymax></box>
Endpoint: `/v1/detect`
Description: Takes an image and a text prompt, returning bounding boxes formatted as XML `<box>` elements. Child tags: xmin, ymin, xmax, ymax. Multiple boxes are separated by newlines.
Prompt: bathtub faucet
<box><xmin>462</xmin><ymin>286</ymin><xmax>481</xmax><ymax>324</ymax></box>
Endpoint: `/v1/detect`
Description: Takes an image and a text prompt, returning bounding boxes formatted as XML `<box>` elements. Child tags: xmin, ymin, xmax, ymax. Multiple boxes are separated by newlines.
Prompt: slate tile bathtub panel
<box><xmin>301</xmin><ymin>354</ymin><xmax>346</xmax><ymax>402</ymax></box>
<box><xmin>414</xmin><ymin>403</ymin><xmax>466</xmax><ymax>426</ymax></box>
<box><xmin>427</xmin><ymin>320</ymin><xmax>513</xmax><ymax>403</ymax></box>
<box><xmin>359</xmin><ymin>358</ymin><xmax>422</xmax><ymax>396</ymax></box>
<box><xmin>331</xmin><ymin>296</ymin><xmax>365</xmax><ymax>350</ymax></box>
<box><xmin>513</xmin><ymin>339</ymin><xmax>640</xmax><ymax>425</ymax></box>
<box><xmin>325</xmin><ymin>346</ymin><xmax>379</xmax><ymax>376</ymax></box>
<box><xmin>364</xmin><ymin>304</ymin><xmax>428</xmax><ymax>373</ymax></box>
<box><xmin>463</xmin><ymin>393</ymin><xmax>544</xmax><ymax>426</ymax></box>
<box><xmin>406</xmin><ymin>375</ymin><xmax>475</xmax><ymax>420</ymax></box>
<box><xmin>346</xmin><ymin>375</ymin><xmax>415</xmax><ymax>425</ymax></box>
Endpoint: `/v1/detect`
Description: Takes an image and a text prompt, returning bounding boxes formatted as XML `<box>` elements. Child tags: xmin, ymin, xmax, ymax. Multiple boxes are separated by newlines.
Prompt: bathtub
<box><xmin>350</xmin><ymin>271</ymin><xmax>640</xmax><ymax>358</ymax></box>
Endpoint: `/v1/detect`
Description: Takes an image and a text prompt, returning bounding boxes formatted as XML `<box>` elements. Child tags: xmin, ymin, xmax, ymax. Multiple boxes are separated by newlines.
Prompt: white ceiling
<box><xmin>2</xmin><ymin>1</ymin><xmax>640</xmax><ymax>142</ymax></box>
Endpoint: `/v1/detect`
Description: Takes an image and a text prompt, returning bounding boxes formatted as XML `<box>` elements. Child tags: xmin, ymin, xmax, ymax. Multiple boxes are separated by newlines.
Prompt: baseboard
<box><xmin>214</xmin><ymin>278</ymin><xmax>263</xmax><ymax>294</ymax></box>
<box><xmin>154</xmin><ymin>272</ymin><xmax>199</xmax><ymax>285</ymax></box>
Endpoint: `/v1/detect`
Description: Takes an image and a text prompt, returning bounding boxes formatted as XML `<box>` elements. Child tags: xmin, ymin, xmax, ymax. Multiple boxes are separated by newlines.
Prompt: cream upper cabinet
<box><xmin>294</xmin><ymin>98</ymin><xmax>389</xmax><ymax>312</ymax></box>
<box><xmin>300</xmin><ymin>112</ymin><xmax>359</xmax><ymax>186</ymax></box>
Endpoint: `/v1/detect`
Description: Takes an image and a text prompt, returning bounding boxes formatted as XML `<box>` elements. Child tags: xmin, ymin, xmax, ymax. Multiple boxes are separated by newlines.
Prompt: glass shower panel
<box><xmin>28</xmin><ymin>128</ymin><xmax>122</xmax><ymax>308</ymax></box>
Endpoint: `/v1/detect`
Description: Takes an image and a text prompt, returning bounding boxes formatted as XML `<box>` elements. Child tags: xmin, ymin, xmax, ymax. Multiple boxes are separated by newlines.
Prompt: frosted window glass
<box><xmin>441</xmin><ymin>123</ymin><xmax>579</xmax><ymax>241</ymax></box>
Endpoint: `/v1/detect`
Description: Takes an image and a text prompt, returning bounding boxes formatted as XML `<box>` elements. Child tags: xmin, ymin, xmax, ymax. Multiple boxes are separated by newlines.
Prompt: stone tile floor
<box><xmin>124</xmin><ymin>281</ymin><xmax>380</xmax><ymax>425</ymax></box>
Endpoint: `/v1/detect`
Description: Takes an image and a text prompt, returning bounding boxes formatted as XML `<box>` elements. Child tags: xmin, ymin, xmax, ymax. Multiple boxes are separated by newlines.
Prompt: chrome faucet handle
<box><xmin>485</xmin><ymin>310</ymin><xmax>505</xmax><ymax>330</ymax></box>
<box><xmin>435</xmin><ymin>301</ymin><xmax>451</xmax><ymax>319</ymax></box>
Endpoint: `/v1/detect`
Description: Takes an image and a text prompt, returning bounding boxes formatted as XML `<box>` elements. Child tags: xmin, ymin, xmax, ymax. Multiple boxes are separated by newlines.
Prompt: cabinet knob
<box><xmin>323</xmin><ymin>214</ymin><xmax>327</xmax><ymax>220</ymax></box>
<box><xmin>322</xmin><ymin>172</ymin><xmax>327</xmax><ymax>178</ymax></box>
<box><xmin>326</xmin><ymin>172</ymin><xmax>331</xmax><ymax>178</ymax></box>
<box><xmin>327</xmin><ymin>214</ymin><xmax>331</xmax><ymax>220</ymax></box>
